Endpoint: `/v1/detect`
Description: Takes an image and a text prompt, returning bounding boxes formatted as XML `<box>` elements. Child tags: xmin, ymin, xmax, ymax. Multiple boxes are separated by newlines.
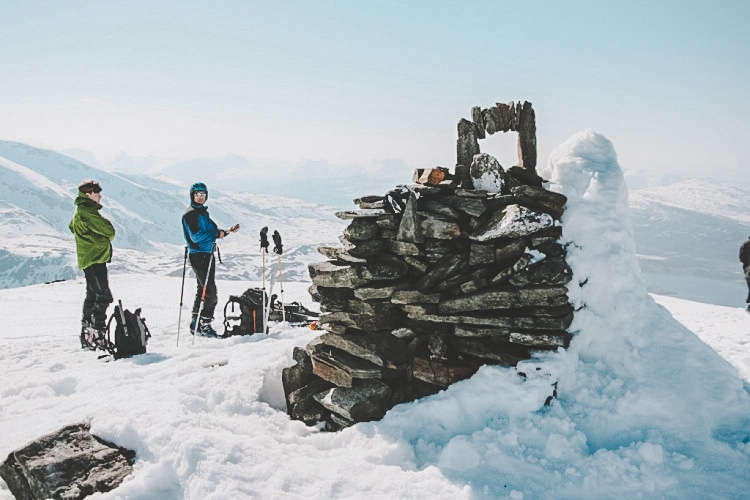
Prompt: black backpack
<box><xmin>106</xmin><ymin>300</ymin><xmax>151</xmax><ymax>359</ymax></box>
<box><xmin>223</xmin><ymin>288</ymin><xmax>267</xmax><ymax>336</ymax></box>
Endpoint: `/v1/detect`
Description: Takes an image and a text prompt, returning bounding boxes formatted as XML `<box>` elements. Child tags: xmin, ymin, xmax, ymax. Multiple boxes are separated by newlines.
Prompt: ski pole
<box><xmin>264</xmin><ymin>270</ymin><xmax>276</xmax><ymax>334</ymax></box>
<box><xmin>272</xmin><ymin>230</ymin><xmax>285</xmax><ymax>323</ymax></box>
<box><xmin>260</xmin><ymin>227</ymin><xmax>269</xmax><ymax>333</ymax></box>
<box><xmin>176</xmin><ymin>246</ymin><xmax>188</xmax><ymax>347</ymax></box>
<box><xmin>193</xmin><ymin>243</ymin><xmax>217</xmax><ymax>345</ymax></box>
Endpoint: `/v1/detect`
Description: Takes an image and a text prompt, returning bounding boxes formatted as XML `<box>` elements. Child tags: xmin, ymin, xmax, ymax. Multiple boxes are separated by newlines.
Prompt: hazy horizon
<box><xmin>2</xmin><ymin>1</ymin><xmax>748</xmax><ymax>185</ymax></box>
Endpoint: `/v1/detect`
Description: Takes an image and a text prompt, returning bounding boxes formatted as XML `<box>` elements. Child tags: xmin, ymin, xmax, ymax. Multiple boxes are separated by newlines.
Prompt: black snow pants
<box><xmin>189</xmin><ymin>251</ymin><xmax>218</xmax><ymax>320</ymax></box>
<box><xmin>82</xmin><ymin>263</ymin><xmax>113</xmax><ymax>328</ymax></box>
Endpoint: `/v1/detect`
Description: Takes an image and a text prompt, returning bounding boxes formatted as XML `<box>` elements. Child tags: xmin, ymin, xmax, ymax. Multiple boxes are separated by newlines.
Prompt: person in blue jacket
<box><xmin>182</xmin><ymin>182</ymin><xmax>239</xmax><ymax>336</ymax></box>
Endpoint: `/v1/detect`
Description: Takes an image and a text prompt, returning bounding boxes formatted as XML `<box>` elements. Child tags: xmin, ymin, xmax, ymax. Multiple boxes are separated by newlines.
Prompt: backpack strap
<box><xmin>102</xmin><ymin>312</ymin><xmax>118</xmax><ymax>357</ymax></box>
<box><xmin>133</xmin><ymin>308</ymin><xmax>152</xmax><ymax>340</ymax></box>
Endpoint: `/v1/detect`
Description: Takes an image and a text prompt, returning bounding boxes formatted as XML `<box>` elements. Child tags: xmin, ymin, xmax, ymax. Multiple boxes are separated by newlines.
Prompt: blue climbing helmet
<box><xmin>190</xmin><ymin>182</ymin><xmax>208</xmax><ymax>202</ymax></box>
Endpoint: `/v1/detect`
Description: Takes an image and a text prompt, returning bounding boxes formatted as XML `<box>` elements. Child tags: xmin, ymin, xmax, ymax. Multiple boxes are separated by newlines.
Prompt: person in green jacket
<box><xmin>69</xmin><ymin>179</ymin><xmax>115</xmax><ymax>348</ymax></box>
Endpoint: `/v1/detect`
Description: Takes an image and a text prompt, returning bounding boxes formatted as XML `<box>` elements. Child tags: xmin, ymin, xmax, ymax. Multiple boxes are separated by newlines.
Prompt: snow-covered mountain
<box><xmin>629</xmin><ymin>178</ymin><xmax>750</xmax><ymax>306</ymax></box>
<box><xmin>2</xmin><ymin>140</ymin><xmax>749</xmax><ymax>308</ymax></box>
<box><xmin>0</xmin><ymin>141</ymin><xmax>346</xmax><ymax>289</ymax></box>
<box><xmin>63</xmin><ymin>149</ymin><xmax>412</xmax><ymax>210</ymax></box>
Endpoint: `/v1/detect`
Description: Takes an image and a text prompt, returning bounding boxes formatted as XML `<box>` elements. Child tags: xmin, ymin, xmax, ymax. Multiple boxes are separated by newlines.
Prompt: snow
<box><xmin>471</xmin><ymin>205</ymin><xmax>555</xmax><ymax>242</ymax></box>
<box><xmin>2</xmin><ymin>129</ymin><xmax>750</xmax><ymax>499</ymax></box>
<box><xmin>630</xmin><ymin>178</ymin><xmax>750</xmax><ymax>226</ymax></box>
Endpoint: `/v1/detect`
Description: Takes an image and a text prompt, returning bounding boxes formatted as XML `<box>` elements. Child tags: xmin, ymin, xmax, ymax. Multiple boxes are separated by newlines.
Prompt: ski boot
<box><xmin>196</xmin><ymin>317</ymin><xmax>218</xmax><ymax>337</ymax></box>
<box><xmin>80</xmin><ymin>318</ymin><xmax>106</xmax><ymax>350</ymax></box>
<box><xmin>80</xmin><ymin>320</ymin><xmax>97</xmax><ymax>350</ymax></box>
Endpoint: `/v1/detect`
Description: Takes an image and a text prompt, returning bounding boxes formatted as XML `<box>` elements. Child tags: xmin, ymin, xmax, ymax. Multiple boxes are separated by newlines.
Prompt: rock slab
<box><xmin>0</xmin><ymin>423</ymin><xmax>135</xmax><ymax>500</ymax></box>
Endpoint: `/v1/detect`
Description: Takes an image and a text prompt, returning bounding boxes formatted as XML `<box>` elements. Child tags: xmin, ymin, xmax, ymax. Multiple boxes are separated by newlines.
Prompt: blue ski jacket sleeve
<box><xmin>182</xmin><ymin>204</ymin><xmax>219</xmax><ymax>253</ymax></box>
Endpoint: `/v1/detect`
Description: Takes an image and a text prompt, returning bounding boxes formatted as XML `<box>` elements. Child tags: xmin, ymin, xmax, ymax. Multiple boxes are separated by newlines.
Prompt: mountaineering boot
<box><xmin>91</xmin><ymin>315</ymin><xmax>109</xmax><ymax>350</ymax></box>
<box><xmin>197</xmin><ymin>317</ymin><xmax>218</xmax><ymax>337</ymax></box>
<box><xmin>189</xmin><ymin>314</ymin><xmax>198</xmax><ymax>335</ymax></box>
<box><xmin>81</xmin><ymin>317</ymin><xmax>106</xmax><ymax>350</ymax></box>
<box><xmin>80</xmin><ymin>320</ymin><xmax>97</xmax><ymax>350</ymax></box>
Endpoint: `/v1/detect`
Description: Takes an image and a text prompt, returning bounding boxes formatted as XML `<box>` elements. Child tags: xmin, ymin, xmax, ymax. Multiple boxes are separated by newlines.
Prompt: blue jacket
<box><xmin>182</xmin><ymin>203</ymin><xmax>219</xmax><ymax>254</ymax></box>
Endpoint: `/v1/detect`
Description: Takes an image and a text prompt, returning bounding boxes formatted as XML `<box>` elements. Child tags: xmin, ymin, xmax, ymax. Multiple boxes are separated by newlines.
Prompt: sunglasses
<box><xmin>193</xmin><ymin>191</ymin><xmax>207</xmax><ymax>196</ymax></box>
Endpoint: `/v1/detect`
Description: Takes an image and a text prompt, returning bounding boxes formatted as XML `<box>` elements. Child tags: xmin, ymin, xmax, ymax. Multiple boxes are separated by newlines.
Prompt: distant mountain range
<box><xmin>629</xmin><ymin>179</ymin><xmax>750</xmax><ymax>305</ymax></box>
<box><xmin>1</xmin><ymin>140</ymin><xmax>748</xmax><ymax>307</ymax></box>
<box><xmin>0</xmin><ymin>140</ymin><xmax>346</xmax><ymax>288</ymax></box>
<box><xmin>62</xmin><ymin>148</ymin><xmax>411</xmax><ymax>210</ymax></box>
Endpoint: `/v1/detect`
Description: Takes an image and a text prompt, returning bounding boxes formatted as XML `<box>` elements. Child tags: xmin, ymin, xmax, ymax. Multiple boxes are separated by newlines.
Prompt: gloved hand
<box><xmin>272</xmin><ymin>230</ymin><xmax>283</xmax><ymax>255</ymax></box>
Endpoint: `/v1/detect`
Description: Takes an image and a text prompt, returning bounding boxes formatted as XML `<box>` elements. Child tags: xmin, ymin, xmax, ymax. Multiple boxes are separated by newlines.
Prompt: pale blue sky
<box><xmin>1</xmin><ymin>1</ymin><xmax>748</xmax><ymax>182</ymax></box>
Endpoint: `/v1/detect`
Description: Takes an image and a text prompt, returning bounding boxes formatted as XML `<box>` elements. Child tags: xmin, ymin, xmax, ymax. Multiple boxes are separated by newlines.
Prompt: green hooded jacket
<box><xmin>69</xmin><ymin>192</ymin><xmax>115</xmax><ymax>270</ymax></box>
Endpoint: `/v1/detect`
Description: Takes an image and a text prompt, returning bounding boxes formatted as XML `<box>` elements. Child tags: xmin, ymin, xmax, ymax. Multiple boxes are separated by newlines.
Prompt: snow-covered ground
<box><xmin>652</xmin><ymin>294</ymin><xmax>750</xmax><ymax>383</ymax></box>
<box><xmin>1</xmin><ymin>129</ymin><xmax>749</xmax><ymax>499</ymax></box>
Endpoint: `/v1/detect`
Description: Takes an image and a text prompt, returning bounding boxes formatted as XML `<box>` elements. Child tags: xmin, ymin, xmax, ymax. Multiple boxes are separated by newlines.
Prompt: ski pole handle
<box><xmin>272</xmin><ymin>230</ymin><xmax>283</xmax><ymax>255</ymax></box>
<box><xmin>260</xmin><ymin>226</ymin><xmax>269</xmax><ymax>251</ymax></box>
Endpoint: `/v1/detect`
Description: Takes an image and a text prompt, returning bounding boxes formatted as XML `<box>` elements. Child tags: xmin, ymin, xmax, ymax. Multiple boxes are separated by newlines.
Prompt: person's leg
<box><xmin>89</xmin><ymin>263</ymin><xmax>113</xmax><ymax>329</ymax></box>
<box><xmin>189</xmin><ymin>252</ymin><xmax>216</xmax><ymax>333</ymax></box>
<box><xmin>83</xmin><ymin>263</ymin><xmax>113</xmax><ymax>326</ymax></box>
<box><xmin>200</xmin><ymin>257</ymin><xmax>218</xmax><ymax>321</ymax></box>
<box><xmin>744</xmin><ymin>266</ymin><xmax>750</xmax><ymax>304</ymax></box>
<box><xmin>194</xmin><ymin>257</ymin><xmax>218</xmax><ymax>336</ymax></box>
<box><xmin>189</xmin><ymin>253</ymin><xmax>209</xmax><ymax>315</ymax></box>
<box><xmin>80</xmin><ymin>263</ymin><xmax>113</xmax><ymax>348</ymax></box>
<box><xmin>82</xmin><ymin>266</ymin><xmax>96</xmax><ymax>325</ymax></box>
<box><xmin>81</xmin><ymin>266</ymin><xmax>97</xmax><ymax>347</ymax></box>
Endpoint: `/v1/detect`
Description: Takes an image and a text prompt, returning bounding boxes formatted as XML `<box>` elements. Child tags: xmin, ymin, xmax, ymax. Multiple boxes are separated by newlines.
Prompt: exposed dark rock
<box><xmin>287</xmin><ymin>379</ymin><xmax>333</xmax><ymax>425</ymax></box>
<box><xmin>309</xmin><ymin>342</ymin><xmax>382</xmax><ymax>387</ymax></box>
<box><xmin>469</xmin><ymin>153</ymin><xmax>505</xmax><ymax>194</ymax></box>
<box><xmin>471</xmin><ymin>204</ymin><xmax>554</xmax><ymax>242</ymax></box>
<box><xmin>457</xmin><ymin>118</ymin><xmax>480</xmax><ymax>170</ymax></box>
<box><xmin>517</xmin><ymin>101</ymin><xmax>537</xmax><ymax>172</ymax></box>
<box><xmin>313</xmin><ymin>379</ymin><xmax>392</xmax><ymax>422</ymax></box>
<box><xmin>507</xmin><ymin>166</ymin><xmax>544</xmax><ymax>188</ymax></box>
<box><xmin>439</xmin><ymin>287</ymin><xmax>569</xmax><ymax>314</ymax></box>
<box><xmin>344</xmin><ymin>217</ymin><xmax>381</xmax><ymax>241</ymax></box>
<box><xmin>0</xmin><ymin>423</ymin><xmax>135</xmax><ymax>500</ymax></box>
<box><xmin>511</xmin><ymin>185</ymin><xmax>567</xmax><ymax>220</ymax></box>
<box><xmin>396</xmin><ymin>194</ymin><xmax>422</xmax><ymax>243</ymax></box>
<box><xmin>282</xmin><ymin>347</ymin><xmax>317</xmax><ymax>401</ymax></box>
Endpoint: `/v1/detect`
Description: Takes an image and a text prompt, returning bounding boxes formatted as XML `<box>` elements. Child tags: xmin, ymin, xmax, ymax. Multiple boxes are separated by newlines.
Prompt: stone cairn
<box><xmin>282</xmin><ymin>101</ymin><xmax>572</xmax><ymax>431</ymax></box>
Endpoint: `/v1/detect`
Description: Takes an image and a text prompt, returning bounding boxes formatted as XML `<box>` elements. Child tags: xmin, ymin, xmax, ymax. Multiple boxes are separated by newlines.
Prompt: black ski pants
<box><xmin>745</xmin><ymin>265</ymin><xmax>750</xmax><ymax>303</ymax></box>
<box><xmin>189</xmin><ymin>251</ymin><xmax>217</xmax><ymax>320</ymax></box>
<box><xmin>82</xmin><ymin>263</ymin><xmax>113</xmax><ymax>328</ymax></box>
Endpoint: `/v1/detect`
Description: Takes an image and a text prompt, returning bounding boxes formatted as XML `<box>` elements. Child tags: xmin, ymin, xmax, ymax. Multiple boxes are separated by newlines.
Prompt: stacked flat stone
<box><xmin>458</xmin><ymin>100</ymin><xmax>537</xmax><ymax>173</ymax></box>
<box><xmin>283</xmin><ymin>154</ymin><xmax>571</xmax><ymax>431</ymax></box>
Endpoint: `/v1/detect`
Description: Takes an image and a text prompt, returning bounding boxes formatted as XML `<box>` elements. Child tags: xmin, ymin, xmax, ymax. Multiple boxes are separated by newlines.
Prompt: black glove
<box><xmin>260</xmin><ymin>226</ymin><xmax>269</xmax><ymax>251</ymax></box>
<box><xmin>272</xmin><ymin>230</ymin><xmax>283</xmax><ymax>255</ymax></box>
